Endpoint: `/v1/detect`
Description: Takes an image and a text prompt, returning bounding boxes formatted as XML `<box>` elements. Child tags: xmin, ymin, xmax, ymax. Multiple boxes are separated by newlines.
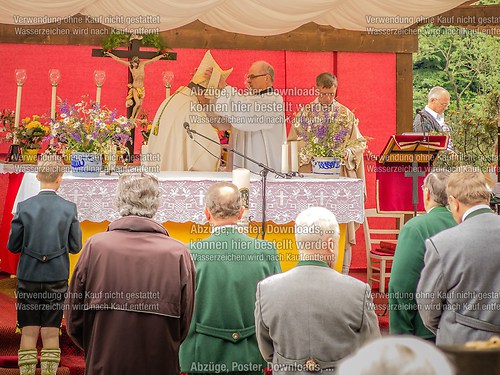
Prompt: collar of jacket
<box><xmin>38</xmin><ymin>190</ymin><xmax>57</xmax><ymax>195</ymax></box>
<box><xmin>255</xmin><ymin>87</ymin><xmax>275</xmax><ymax>96</ymax></box>
<box><xmin>463</xmin><ymin>207</ymin><xmax>494</xmax><ymax>221</ymax></box>
<box><xmin>296</xmin><ymin>260</ymin><xmax>330</xmax><ymax>268</ymax></box>
<box><xmin>107</xmin><ymin>215</ymin><xmax>169</xmax><ymax>235</ymax></box>
<box><xmin>427</xmin><ymin>205</ymin><xmax>450</xmax><ymax>214</ymax></box>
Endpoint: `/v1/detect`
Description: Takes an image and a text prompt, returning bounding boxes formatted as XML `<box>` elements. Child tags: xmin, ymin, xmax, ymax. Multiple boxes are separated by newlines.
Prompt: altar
<box><xmin>0</xmin><ymin>170</ymin><xmax>365</xmax><ymax>275</ymax></box>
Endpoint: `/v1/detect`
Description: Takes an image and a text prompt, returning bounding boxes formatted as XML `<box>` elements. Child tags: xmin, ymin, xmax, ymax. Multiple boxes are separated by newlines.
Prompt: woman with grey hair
<box><xmin>65</xmin><ymin>174</ymin><xmax>196</xmax><ymax>375</ymax></box>
<box><xmin>114</xmin><ymin>173</ymin><xmax>160</xmax><ymax>218</ymax></box>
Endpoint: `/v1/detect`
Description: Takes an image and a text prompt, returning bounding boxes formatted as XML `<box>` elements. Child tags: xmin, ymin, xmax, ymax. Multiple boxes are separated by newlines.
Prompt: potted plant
<box><xmin>292</xmin><ymin>103</ymin><xmax>366</xmax><ymax>177</ymax></box>
<box><xmin>0</xmin><ymin>112</ymin><xmax>50</xmax><ymax>163</ymax></box>
<box><xmin>51</xmin><ymin>98</ymin><xmax>133</xmax><ymax>176</ymax></box>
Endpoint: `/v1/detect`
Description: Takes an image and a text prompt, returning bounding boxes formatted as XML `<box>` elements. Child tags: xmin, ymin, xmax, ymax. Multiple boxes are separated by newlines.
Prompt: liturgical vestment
<box><xmin>148</xmin><ymin>86</ymin><xmax>221</xmax><ymax>171</ymax></box>
<box><xmin>215</xmin><ymin>86</ymin><xmax>285</xmax><ymax>174</ymax></box>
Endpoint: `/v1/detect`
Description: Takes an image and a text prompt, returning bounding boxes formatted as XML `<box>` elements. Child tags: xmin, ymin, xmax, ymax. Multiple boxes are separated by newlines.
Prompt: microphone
<box><xmin>183</xmin><ymin>122</ymin><xmax>193</xmax><ymax>139</ymax></box>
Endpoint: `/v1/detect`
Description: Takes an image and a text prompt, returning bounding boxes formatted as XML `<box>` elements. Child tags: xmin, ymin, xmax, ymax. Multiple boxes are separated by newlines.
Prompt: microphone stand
<box><xmin>187</xmin><ymin>125</ymin><xmax>290</xmax><ymax>239</ymax></box>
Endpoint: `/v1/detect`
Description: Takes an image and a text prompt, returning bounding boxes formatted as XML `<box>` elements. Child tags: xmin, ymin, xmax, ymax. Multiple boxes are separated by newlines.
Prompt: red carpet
<box><xmin>0</xmin><ymin>270</ymin><xmax>387</xmax><ymax>374</ymax></box>
<box><xmin>0</xmin><ymin>277</ymin><xmax>84</xmax><ymax>375</ymax></box>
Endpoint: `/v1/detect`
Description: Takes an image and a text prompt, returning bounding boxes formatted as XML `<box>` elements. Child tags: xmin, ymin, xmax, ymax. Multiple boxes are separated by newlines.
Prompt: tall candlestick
<box><xmin>290</xmin><ymin>141</ymin><xmax>299</xmax><ymax>172</ymax></box>
<box><xmin>162</xmin><ymin>71</ymin><xmax>174</xmax><ymax>99</ymax></box>
<box><xmin>96</xmin><ymin>86</ymin><xmax>102</xmax><ymax>104</ymax></box>
<box><xmin>94</xmin><ymin>70</ymin><xmax>106</xmax><ymax>105</ymax></box>
<box><xmin>14</xmin><ymin>69</ymin><xmax>27</xmax><ymax>130</ymax></box>
<box><xmin>51</xmin><ymin>86</ymin><xmax>57</xmax><ymax>119</ymax></box>
<box><xmin>49</xmin><ymin>69</ymin><xmax>61</xmax><ymax>119</ymax></box>
<box><xmin>281</xmin><ymin>143</ymin><xmax>289</xmax><ymax>173</ymax></box>
<box><xmin>14</xmin><ymin>86</ymin><xmax>22</xmax><ymax>129</ymax></box>
<box><xmin>232</xmin><ymin>168</ymin><xmax>251</xmax><ymax>227</ymax></box>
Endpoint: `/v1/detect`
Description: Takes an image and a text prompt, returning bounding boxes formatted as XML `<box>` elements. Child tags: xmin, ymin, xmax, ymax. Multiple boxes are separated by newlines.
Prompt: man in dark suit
<box><xmin>8</xmin><ymin>158</ymin><xmax>82</xmax><ymax>375</ymax></box>
<box><xmin>417</xmin><ymin>169</ymin><xmax>500</xmax><ymax>344</ymax></box>
<box><xmin>180</xmin><ymin>182</ymin><xmax>281</xmax><ymax>374</ymax></box>
<box><xmin>413</xmin><ymin>86</ymin><xmax>451</xmax><ymax>133</ymax></box>
<box><xmin>389</xmin><ymin>171</ymin><xmax>456</xmax><ymax>340</ymax></box>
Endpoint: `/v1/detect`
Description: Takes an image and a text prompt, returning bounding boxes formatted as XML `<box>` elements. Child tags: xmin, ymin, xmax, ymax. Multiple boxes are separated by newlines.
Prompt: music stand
<box><xmin>378</xmin><ymin>134</ymin><xmax>449</xmax><ymax>216</ymax></box>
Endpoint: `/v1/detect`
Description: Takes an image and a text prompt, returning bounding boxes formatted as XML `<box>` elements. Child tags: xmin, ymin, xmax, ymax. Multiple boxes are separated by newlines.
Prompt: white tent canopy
<box><xmin>0</xmin><ymin>0</ymin><xmax>468</xmax><ymax>35</ymax></box>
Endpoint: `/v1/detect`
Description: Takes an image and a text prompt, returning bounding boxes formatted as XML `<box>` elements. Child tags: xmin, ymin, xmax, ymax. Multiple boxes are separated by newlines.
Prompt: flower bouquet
<box><xmin>0</xmin><ymin>109</ymin><xmax>15</xmax><ymax>144</ymax></box>
<box><xmin>51</xmin><ymin>98</ymin><xmax>133</xmax><ymax>156</ymax></box>
<box><xmin>18</xmin><ymin>116</ymin><xmax>50</xmax><ymax>150</ymax></box>
<box><xmin>51</xmin><ymin>98</ymin><xmax>133</xmax><ymax>175</ymax></box>
<box><xmin>0</xmin><ymin>112</ymin><xmax>49</xmax><ymax>150</ymax></box>
<box><xmin>292</xmin><ymin>103</ymin><xmax>366</xmax><ymax>177</ymax></box>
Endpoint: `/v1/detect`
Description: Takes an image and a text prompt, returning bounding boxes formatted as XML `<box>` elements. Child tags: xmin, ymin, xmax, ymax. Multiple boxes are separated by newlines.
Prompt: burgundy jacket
<box><xmin>65</xmin><ymin>215</ymin><xmax>195</xmax><ymax>375</ymax></box>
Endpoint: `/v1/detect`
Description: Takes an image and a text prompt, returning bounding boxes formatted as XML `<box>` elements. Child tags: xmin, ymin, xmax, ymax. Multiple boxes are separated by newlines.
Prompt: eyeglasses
<box><xmin>245</xmin><ymin>73</ymin><xmax>267</xmax><ymax>80</ymax></box>
<box><xmin>318</xmin><ymin>93</ymin><xmax>335</xmax><ymax>98</ymax></box>
<box><xmin>435</xmin><ymin>99</ymin><xmax>450</xmax><ymax>107</ymax></box>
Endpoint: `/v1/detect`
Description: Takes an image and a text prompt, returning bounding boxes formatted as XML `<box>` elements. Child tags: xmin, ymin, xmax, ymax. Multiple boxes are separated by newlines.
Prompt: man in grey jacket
<box><xmin>417</xmin><ymin>169</ymin><xmax>500</xmax><ymax>345</ymax></box>
<box><xmin>255</xmin><ymin>207</ymin><xmax>380</xmax><ymax>374</ymax></box>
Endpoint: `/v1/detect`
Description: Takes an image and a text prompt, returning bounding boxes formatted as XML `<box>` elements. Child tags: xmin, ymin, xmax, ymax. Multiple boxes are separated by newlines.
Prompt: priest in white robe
<box><xmin>210</xmin><ymin>61</ymin><xmax>285</xmax><ymax>174</ymax></box>
<box><xmin>147</xmin><ymin>51</ymin><xmax>232</xmax><ymax>171</ymax></box>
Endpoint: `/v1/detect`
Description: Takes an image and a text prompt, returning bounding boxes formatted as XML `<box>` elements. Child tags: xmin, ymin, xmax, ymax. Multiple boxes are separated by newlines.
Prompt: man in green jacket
<box><xmin>388</xmin><ymin>171</ymin><xmax>456</xmax><ymax>341</ymax></box>
<box><xmin>180</xmin><ymin>182</ymin><xmax>281</xmax><ymax>374</ymax></box>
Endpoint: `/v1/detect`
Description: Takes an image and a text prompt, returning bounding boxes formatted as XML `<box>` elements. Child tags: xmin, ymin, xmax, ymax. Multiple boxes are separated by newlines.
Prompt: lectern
<box><xmin>376</xmin><ymin>134</ymin><xmax>449</xmax><ymax>216</ymax></box>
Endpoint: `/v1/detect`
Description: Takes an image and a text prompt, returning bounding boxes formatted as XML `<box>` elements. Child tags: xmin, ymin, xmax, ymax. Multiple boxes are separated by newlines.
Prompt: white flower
<box><xmin>117</xmin><ymin>117</ymin><xmax>127</xmax><ymax>125</ymax></box>
<box><xmin>86</xmin><ymin>134</ymin><xmax>94</xmax><ymax>140</ymax></box>
<box><xmin>313</xmin><ymin>137</ymin><xmax>318</xmax><ymax>144</ymax></box>
<box><xmin>100</xmin><ymin>123</ymin><xmax>107</xmax><ymax>129</ymax></box>
<box><xmin>60</xmin><ymin>114</ymin><xmax>67</xmax><ymax>118</ymax></box>
<box><xmin>115</xmin><ymin>128</ymin><xmax>121</xmax><ymax>133</ymax></box>
<box><xmin>124</xmin><ymin>127</ymin><xmax>130</xmax><ymax>132</ymax></box>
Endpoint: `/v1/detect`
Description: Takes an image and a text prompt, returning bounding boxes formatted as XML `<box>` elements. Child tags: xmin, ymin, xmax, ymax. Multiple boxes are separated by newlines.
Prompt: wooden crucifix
<box><xmin>92</xmin><ymin>35</ymin><xmax>177</xmax><ymax>160</ymax></box>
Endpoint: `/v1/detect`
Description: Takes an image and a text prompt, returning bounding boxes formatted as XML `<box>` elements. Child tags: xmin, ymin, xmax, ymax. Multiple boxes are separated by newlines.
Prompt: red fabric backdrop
<box><xmin>0</xmin><ymin>44</ymin><xmax>397</xmax><ymax>270</ymax></box>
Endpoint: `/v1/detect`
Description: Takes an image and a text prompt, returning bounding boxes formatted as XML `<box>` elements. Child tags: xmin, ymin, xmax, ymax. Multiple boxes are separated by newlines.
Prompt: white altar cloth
<box><xmin>11</xmin><ymin>171</ymin><xmax>364</xmax><ymax>224</ymax></box>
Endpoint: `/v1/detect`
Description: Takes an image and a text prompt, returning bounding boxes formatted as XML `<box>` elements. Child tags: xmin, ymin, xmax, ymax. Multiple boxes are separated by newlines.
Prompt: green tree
<box><xmin>413</xmin><ymin>24</ymin><xmax>500</xmax><ymax>112</ymax></box>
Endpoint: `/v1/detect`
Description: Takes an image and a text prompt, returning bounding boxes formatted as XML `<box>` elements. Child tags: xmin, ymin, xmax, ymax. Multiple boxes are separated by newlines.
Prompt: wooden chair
<box><xmin>363</xmin><ymin>208</ymin><xmax>405</xmax><ymax>293</ymax></box>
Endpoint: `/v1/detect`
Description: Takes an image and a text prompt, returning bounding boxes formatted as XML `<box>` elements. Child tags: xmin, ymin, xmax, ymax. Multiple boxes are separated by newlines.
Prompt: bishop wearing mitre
<box><xmin>147</xmin><ymin>51</ymin><xmax>233</xmax><ymax>171</ymax></box>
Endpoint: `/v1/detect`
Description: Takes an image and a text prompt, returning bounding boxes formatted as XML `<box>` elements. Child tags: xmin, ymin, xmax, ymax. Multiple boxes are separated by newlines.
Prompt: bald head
<box><xmin>251</xmin><ymin>61</ymin><xmax>274</xmax><ymax>82</ymax></box>
<box><xmin>246</xmin><ymin>61</ymin><xmax>275</xmax><ymax>92</ymax></box>
<box><xmin>205</xmin><ymin>182</ymin><xmax>242</xmax><ymax>220</ymax></box>
<box><xmin>294</xmin><ymin>207</ymin><xmax>340</xmax><ymax>267</ymax></box>
<box><xmin>427</xmin><ymin>86</ymin><xmax>450</xmax><ymax>114</ymax></box>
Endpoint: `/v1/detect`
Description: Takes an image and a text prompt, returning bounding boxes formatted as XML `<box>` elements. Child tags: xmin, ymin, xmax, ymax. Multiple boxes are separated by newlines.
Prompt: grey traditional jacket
<box><xmin>255</xmin><ymin>260</ymin><xmax>380</xmax><ymax>374</ymax></box>
<box><xmin>417</xmin><ymin>208</ymin><xmax>500</xmax><ymax>344</ymax></box>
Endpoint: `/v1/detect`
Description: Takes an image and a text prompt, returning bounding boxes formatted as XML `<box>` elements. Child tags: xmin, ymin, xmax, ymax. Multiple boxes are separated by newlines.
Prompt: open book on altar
<box><xmin>379</xmin><ymin>133</ymin><xmax>450</xmax><ymax>164</ymax></box>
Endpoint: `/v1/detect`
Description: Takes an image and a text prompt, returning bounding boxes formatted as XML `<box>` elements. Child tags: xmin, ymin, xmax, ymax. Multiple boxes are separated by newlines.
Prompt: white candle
<box><xmin>281</xmin><ymin>143</ymin><xmax>289</xmax><ymax>173</ymax></box>
<box><xmin>232</xmin><ymin>168</ymin><xmax>250</xmax><ymax>226</ymax></box>
<box><xmin>166</xmin><ymin>86</ymin><xmax>171</xmax><ymax>98</ymax></box>
<box><xmin>96</xmin><ymin>86</ymin><xmax>102</xmax><ymax>104</ymax></box>
<box><xmin>14</xmin><ymin>85</ymin><xmax>22</xmax><ymax>128</ymax></box>
<box><xmin>50</xmin><ymin>85</ymin><xmax>57</xmax><ymax>119</ymax></box>
<box><xmin>290</xmin><ymin>141</ymin><xmax>299</xmax><ymax>172</ymax></box>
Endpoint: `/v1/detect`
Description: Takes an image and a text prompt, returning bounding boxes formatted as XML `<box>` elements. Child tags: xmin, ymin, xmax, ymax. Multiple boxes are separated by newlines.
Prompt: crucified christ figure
<box><xmin>105</xmin><ymin>51</ymin><xmax>167</xmax><ymax>119</ymax></box>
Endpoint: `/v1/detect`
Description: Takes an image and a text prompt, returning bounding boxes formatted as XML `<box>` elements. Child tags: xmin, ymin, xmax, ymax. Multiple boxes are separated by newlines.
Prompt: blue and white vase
<box><xmin>70</xmin><ymin>152</ymin><xmax>102</xmax><ymax>177</ymax></box>
<box><xmin>311</xmin><ymin>157</ymin><xmax>341</xmax><ymax>178</ymax></box>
